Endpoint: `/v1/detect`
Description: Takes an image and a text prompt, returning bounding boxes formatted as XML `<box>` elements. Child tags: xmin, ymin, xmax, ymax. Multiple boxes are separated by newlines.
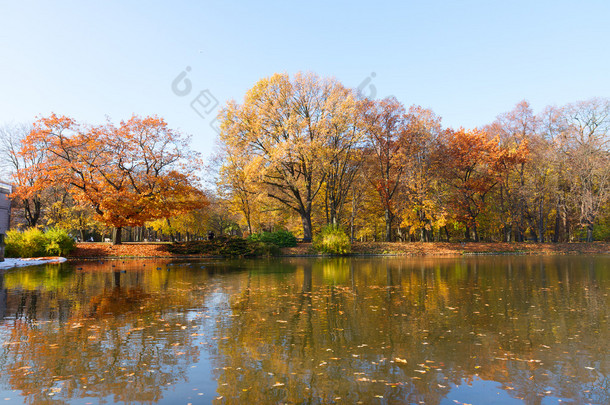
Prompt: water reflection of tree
<box><xmin>0</xmin><ymin>261</ymin><xmax>211</xmax><ymax>404</ymax></box>
<box><xmin>210</xmin><ymin>256</ymin><xmax>609</xmax><ymax>404</ymax></box>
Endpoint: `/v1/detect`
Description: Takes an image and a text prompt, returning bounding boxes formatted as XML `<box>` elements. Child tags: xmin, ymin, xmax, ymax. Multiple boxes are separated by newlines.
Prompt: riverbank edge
<box><xmin>66</xmin><ymin>241</ymin><xmax>610</xmax><ymax>260</ymax></box>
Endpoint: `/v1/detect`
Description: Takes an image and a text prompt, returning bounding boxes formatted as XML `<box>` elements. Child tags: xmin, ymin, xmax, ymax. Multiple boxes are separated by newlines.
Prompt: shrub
<box><xmin>44</xmin><ymin>228</ymin><xmax>76</xmax><ymax>256</ymax></box>
<box><xmin>592</xmin><ymin>222</ymin><xmax>610</xmax><ymax>241</ymax></box>
<box><xmin>5</xmin><ymin>228</ymin><xmax>76</xmax><ymax>258</ymax></box>
<box><xmin>5</xmin><ymin>228</ymin><xmax>47</xmax><ymax>258</ymax></box>
<box><xmin>248</xmin><ymin>230</ymin><xmax>297</xmax><ymax>247</ymax></box>
<box><xmin>247</xmin><ymin>241</ymin><xmax>281</xmax><ymax>257</ymax></box>
<box><xmin>313</xmin><ymin>225</ymin><xmax>351</xmax><ymax>255</ymax></box>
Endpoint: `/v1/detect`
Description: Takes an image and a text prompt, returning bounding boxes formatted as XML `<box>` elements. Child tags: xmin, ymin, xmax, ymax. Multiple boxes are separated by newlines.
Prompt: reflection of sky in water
<box><xmin>442</xmin><ymin>378</ymin><xmax>523</xmax><ymax>404</ymax></box>
<box><xmin>443</xmin><ymin>377</ymin><xmax>601</xmax><ymax>405</ymax></box>
<box><xmin>0</xmin><ymin>256</ymin><xmax>608</xmax><ymax>404</ymax></box>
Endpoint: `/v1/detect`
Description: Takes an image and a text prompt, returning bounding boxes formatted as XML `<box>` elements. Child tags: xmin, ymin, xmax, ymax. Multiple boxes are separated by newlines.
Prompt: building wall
<box><xmin>0</xmin><ymin>188</ymin><xmax>9</xmax><ymax>235</ymax></box>
<box><xmin>0</xmin><ymin>185</ymin><xmax>10</xmax><ymax>261</ymax></box>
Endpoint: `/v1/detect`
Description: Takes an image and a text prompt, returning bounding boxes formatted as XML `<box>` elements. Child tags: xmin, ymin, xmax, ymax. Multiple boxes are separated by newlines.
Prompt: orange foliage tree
<box><xmin>15</xmin><ymin>114</ymin><xmax>207</xmax><ymax>244</ymax></box>
<box><xmin>436</xmin><ymin>128</ymin><xmax>515</xmax><ymax>241</ymax></box>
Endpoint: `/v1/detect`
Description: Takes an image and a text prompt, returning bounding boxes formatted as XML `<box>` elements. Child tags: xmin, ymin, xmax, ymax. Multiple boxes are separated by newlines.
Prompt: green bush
<box><xmin>592</xmin><ymin>222</ymin><xmax>610</xmax><ymax>241</ymax></box>
<box><xmin>44</xmin><ymin>228</ymin><xmax>76</xmax><ymax>256</ymax></box>
<box><xmin>5</xmin><ymin>228</ymin><xmax>48</xmax><ymax>258</ymax></box>
<box><xmin>5</xmin><ymin>228</ymin><xmax>76</xmax><ymax>258</ymax></box>
<box><xmin>248</xmin><ymin>230</ymin><xmax>297</xmax><ymax>247</ymax></box>
<box><xmin>313</xmin><ymin>225</ymin><xmax>351</xmax><ymax>255</ymax></box>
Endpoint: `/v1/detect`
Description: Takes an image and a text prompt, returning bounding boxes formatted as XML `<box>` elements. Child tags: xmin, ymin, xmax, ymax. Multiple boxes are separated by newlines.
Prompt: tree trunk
<box><xmin>553</xmin><ymin>210</ymin><xmax>560</xmax><ymax>243</ymax></box>
<box><xmin>504</xmin><ymin>224</ymin><xmax>512</xmax><ymax>242</ymax></box>
<box><xmin>301</xmin><ymin>212</ymin><xmax>313</xmax><ymax>243</ymax></box>
<box><xmin>473</xmin><ymin>223</ymin><xmax>479</xmax><ymax>242</ymax></box>
<box><xmin>112</xmin><ymin>227</ymin><xmax>123</xmax><ymax>245</ymax></box>
<box><xmin>518</xmin><ymin>163</ymin><xmax>526</xmax><ymax>242</ymax></box>
<box><xmin>384</xmin><ymin>209</ymin><xmax>393</xmax><ymax>242</ymax></box>
<box><xmin>24</xmin><ymin>199</ymin><xmax>41</xmax><ymax>228</ymax></box>
<box><xmin>350</xmin><ymin>193</ymin><xmax>357</xmax><ymax>243</ymax></box>
<box><xmin>330</xmin><ymin>204</ymin><xmax>339</xmax><ymax>227</ymax></box>
<box><xmin>586</xmin><ymin>223</ymin><xmax>594</xmax><ymax>242</ymax></box>
<box><xmin>538</xmin><ymin>200</ymin><xmax>545</xmax><ymax>243</ymax></box>
<box><xmin>246</xmin><ymin>218</ymin><xmax>253</xmax><ymax>236</ymax></box>
<box><xmin>166</xmin><ymin>218</ymin><xmax>175</xmax><ymax>242</ymax></box>
<box><xmin>324</xmin><ymin>191</ymin><xmax>330</xmax><ymax>225</ymax></box>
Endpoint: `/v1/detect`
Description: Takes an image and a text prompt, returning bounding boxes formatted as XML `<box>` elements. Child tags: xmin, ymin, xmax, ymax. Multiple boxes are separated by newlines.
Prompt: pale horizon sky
<box><xmin>1</xmin><ymin>0</ymin><xmax>609</xmax><ymax>159</ymax></box>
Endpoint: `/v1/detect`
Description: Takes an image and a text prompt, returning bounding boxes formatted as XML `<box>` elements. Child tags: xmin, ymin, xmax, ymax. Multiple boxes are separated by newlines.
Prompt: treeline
<box><xmin>216</xmin><ymin>72</ymin><xmax>610</xmax><ymax>243</ymax></box>
<box><xmin>1</xmin><ymin>72</ymin><xmax>609</xmax><ymax>244</ymax></box>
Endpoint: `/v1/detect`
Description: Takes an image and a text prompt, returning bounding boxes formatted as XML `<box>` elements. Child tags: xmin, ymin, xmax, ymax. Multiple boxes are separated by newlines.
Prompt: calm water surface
<box><xmin>0</xmin><ymin>256</ymin><xmax>608</xmax><ymax>404</ymax></box>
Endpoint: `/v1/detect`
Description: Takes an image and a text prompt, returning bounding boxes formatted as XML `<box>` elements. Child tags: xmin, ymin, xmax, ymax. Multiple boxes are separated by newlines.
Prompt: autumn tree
<box><xmin>215</xmin><ymin>144</ymin><xmax>264</xmax><ymax>235</ymax></box>
<box><xmin>219</xmin><ymin>72</ymin><xmax>359</xmax><ymax>242</ymax></box>
<box><xmin>205</xmin><ymin>193</ymin><xmax>241</xmax><ymax>236</ymax></box>
<box><xmin>361</xmin><ymin>97</ymin><xmax>408</xmax><ymax>241</ymax></box>
<box><xmin>44</xmin><ymin>187</ymin><xmax>103</xmax><ymax>241</ymax></box>
<box><xmin>487</xmin><ymin>101</ymin><xmax>535</xmax><ymax>241</ymax></box>
<box><xmin>322</xmin><ymin>97</ymin><xmax>365</xmax><ymax>227</ymax></box>
<box><xmin>148</xmin><ymin>207</ymin><xmax>210</xmax><ymax>241</ymax></box>
<box><xmin>17</xmin><ymin>115</ymin><xmax>207</xmax><ymax>244</ymax></box>
<box><xmin>436</xmin><ymin>128</ymin><xmax>506</xmax><ymax>241</ymax></box>
<box><xmin>399</xmin><ymin>106</ymin><xmax>443</xmax><ymax>241</ymax></box>
<box><xmin>539</xmin><ymin>105</ymin><xmax>573</xmax><ymax>242</ymax></box>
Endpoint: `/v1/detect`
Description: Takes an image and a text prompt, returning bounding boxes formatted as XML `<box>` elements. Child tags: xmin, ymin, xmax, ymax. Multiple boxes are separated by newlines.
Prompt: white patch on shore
<box><xmin>0</xmin><ymin>257</ymin><xmax>67</xmax><ymax>270</ymax></box>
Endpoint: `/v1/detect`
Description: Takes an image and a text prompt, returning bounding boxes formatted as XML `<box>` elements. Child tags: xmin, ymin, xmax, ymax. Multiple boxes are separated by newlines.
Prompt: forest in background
<box><xmin>1</xmin><ymin>72</ymin><xmax>609</xmax><ymax>244</ymax></box>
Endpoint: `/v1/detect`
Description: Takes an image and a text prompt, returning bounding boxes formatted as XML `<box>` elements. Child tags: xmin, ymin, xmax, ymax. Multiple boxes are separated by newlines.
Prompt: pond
<box><xmin>0</xmin><ymin>256</ymin><xmax>608</xmax><ymax>404</ymax></box>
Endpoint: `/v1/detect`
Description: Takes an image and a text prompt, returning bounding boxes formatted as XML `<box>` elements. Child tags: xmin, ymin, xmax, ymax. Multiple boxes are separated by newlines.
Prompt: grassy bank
<box><xmin>68</xmin><ymin>241</ymin><xmax>610</xmax><ymax>259</ymax></box>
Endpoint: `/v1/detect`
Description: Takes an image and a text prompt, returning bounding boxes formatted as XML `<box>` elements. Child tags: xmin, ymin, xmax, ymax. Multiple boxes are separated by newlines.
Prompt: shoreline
<box><xmin>65</xmin><ymin>241</ymin><xmax>610</xmax><ymax>260</ymax></box>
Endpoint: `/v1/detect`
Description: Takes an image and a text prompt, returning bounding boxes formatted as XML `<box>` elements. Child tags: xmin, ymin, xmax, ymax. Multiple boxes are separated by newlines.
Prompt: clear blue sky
<box><xmin>1</xmin><ymin>0</ymin><xmax>609</xmax><ymax>159</ymax></box>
